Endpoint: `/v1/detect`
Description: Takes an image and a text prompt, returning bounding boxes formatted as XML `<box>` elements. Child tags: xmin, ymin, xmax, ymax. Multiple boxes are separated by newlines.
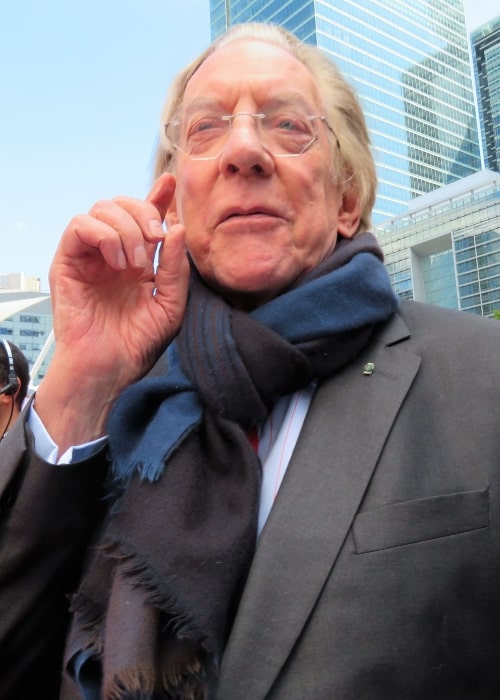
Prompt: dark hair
<box><xmin>0</xmin><ymin>340</ymin><xmax>30</xmax><ymax>409</ymax></box>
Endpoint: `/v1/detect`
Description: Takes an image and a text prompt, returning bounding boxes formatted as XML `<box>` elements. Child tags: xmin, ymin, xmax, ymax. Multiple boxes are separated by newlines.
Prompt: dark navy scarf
<box><xmin>67</xmin><ymin>232</ymin><xmax>399</xmax><ymax>700</ymax></box>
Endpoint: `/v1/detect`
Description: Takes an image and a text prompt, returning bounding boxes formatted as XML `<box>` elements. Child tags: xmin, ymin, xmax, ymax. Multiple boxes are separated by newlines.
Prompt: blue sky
<box><xmin>1</xmin><ymin>0</ymin><xmax>498</xmax><ymax>291</ymax></box>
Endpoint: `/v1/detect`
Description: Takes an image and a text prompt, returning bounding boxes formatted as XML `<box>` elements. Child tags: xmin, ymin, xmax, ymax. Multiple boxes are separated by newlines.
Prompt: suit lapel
<box><xmin>217</xmin><ymin>313</ymin><xmax>421</xmax><ymax>700</ymax></box>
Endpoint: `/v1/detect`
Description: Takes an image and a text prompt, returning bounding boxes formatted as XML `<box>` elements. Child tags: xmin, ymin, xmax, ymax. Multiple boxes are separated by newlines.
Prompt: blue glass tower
<box><xmin>471</xmin><ymin>16</ymin><xmax>500</xmax><ymax>174</ymax></box>
<box><xmin>210</xmin><ymin>0</ymin><xmax>482</xmax><ymax>225</ymax></box>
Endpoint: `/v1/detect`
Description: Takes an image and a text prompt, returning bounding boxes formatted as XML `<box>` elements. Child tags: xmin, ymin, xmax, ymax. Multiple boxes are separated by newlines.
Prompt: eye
<box><xmin>188</xmin><ymin>116</ymin><xmax>225</xmax><ymax>135</ymax></box>
<box><xmin>183</xmin><ymin>116</ymin><xmax>228</xmax><ymax>156</ymax></box>
<box><xmin>268</xmin><ymin>113</ymin><xmax>311</xmax><ymax>134</ymax></box>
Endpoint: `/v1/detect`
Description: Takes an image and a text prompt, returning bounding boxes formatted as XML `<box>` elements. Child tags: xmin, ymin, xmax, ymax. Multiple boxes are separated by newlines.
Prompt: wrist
<box><xmin>34</xmin><ymin>354</ymin><xmax>124</xmax><ymax>454</ymax></box>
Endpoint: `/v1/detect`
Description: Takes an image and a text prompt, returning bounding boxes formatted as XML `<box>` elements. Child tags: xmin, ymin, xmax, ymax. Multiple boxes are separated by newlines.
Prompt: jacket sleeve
<box><xmin>0</xmin><ymin>412</ymin><xmax>108</xmax><ymax>700</ymax></box>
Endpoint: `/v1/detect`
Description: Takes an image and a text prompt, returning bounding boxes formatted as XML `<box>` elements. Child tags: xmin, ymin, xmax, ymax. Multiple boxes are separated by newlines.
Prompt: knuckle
<box><xmin>89</xmin><ymin>199</ymin><xmax>111</xmax><ymax>218</ymax></box>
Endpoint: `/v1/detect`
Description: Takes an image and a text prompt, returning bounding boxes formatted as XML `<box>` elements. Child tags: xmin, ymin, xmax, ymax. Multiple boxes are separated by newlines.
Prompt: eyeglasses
<box><xmin>164</xmin><ymin>105</ymin><xmax>337</xmax><ymax>161</ymax></box>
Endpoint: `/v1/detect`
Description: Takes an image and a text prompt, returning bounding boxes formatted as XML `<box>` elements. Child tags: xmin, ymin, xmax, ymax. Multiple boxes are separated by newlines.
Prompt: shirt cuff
<box><xmin>28</xmin><ymin>405</ymin><xmax>108</xmax><ymax>464</ymax></box>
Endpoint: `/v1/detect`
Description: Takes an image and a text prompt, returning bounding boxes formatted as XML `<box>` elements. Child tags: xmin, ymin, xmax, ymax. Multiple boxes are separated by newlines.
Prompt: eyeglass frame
<box><xmin>163</xmin><ymin>110</ymin><xmax>340</xmax><ymax>161</ymax></box>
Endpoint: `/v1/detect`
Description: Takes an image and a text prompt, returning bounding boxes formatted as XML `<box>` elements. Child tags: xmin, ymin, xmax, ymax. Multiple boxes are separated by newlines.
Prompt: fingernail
<box><xmin>133</xmin><ymin>245</ymin><xmax>148</xmax><ymax>268</ymax></box>
<box><xmin>149</xmin><ymin>219</ymin><xmax>165</xmax><ymax>239</ymax></box>
<box><xmin>117</xmin><ymin>250</ymin><xmax>127</xmax><ymax>269</ymax></box>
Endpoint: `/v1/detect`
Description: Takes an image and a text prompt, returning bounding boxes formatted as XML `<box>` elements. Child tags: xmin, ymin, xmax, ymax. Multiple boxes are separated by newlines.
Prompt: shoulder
<box><xmin>397</xmin><ymin>300</ymin><xmax>500</xmax><ymax>345</ymax></box>
<box><xmin>388</xmin><ymin>300</ymin><xmax>500</xmax><ymax>376</ymax></box>
<box><xmin>398</xmin><ymin>301</ymin><xmax>500</xmax><ymax>333</ymax></box>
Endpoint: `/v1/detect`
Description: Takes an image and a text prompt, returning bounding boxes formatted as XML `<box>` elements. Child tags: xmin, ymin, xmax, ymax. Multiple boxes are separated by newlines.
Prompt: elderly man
<box><xmin>1</xmin><ymin>22</ymin><xmax>500</xmax><ymax>700</ymax></box>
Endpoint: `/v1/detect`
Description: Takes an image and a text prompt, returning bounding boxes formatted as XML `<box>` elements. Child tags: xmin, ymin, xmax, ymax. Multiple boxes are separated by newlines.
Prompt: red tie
<box><xmin>247</xmin><ymin>426</ymin><xmax>259</xmax><ymax>453</ymax></box>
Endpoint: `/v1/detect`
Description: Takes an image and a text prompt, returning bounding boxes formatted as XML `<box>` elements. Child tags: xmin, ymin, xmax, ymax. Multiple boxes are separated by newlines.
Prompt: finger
<box><xmin>153</xmin><ymin>223</ymin><xmax>190</xmax><ymax>335</ymax></box>
<box><xmin>110</xmin><ymin>173</ymin><xmax>176</xmax><ymax>247</ymax></box>
<box><xmin>146</xmin><ymin>172</ymin><xmax>177</xmax><ymax>222</ymax></box>
<box><xmin>52</xmin><ymin>216</ymin><xmax>115</xmax><ymax>272</ymax></box>
<box><xmin>56</xmin><ymin>214</ymin><xmax>130</xmax><ymax>271</ymax></box>
<box><xmin>60</xmin><ymin>205</ymin><xmax>153</xmax><ymax>272</ymax></box>
<box><xmin>88</xmin><ymin>200</ymin><xmax>156</xmax><ymax>269</ymax></box>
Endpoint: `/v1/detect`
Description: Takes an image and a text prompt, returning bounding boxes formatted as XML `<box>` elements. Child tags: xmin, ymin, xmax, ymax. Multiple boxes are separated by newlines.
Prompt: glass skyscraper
<box><xmin>210</xmin><ymin>0</ymin><xmax>482</xmax><ymax>225</ymax></box>
<box><xmin>471</xmin><ymin>16</ymin><xmax>500</xmax><ymax>174</ymax></box>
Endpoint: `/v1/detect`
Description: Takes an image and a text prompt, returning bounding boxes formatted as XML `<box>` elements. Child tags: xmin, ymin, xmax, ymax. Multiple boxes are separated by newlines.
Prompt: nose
<box><xmin>218</xmin><ymin>115</ymin><xmax>275</xmax><ymax>177</ymax></box>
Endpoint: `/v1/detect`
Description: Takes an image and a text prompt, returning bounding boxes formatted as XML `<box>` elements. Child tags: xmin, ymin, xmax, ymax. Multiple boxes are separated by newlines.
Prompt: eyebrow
<box><xmin>181</xmin><ymin>93</ymin><xmax>320</xmax><ymax>119</ymax></box>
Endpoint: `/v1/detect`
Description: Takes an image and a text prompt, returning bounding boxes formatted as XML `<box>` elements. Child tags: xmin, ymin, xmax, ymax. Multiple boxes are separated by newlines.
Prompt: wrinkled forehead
<box><xmin>182</xmin><ymin>39</ymin><xmax>322</xmax><ymax>112</ymax></box>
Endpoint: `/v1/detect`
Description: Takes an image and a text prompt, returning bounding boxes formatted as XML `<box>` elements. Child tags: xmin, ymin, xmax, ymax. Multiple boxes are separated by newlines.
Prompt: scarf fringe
<box><xmin>99</xmin><ymin>538</ymin><xmax>208</xmax><ymax>643</ymax></box>
<box><xmin>104</xmin><ymin>663</ymin><xmax>209</xmax><ymax>700</ymax></box>
<box><xmin>70</xmin><ymin>543</ymin><xmax>214</xmax><ymax>699</ymax></box>
<box><xmin>104</xmin><ymin>665</ymin><xmax>156</xmax><ymax>700</ymax></box>
<box><xmin>69</xmin><ymin>590</ymin><xmax>106</xmax><ymax>657</ymax></box>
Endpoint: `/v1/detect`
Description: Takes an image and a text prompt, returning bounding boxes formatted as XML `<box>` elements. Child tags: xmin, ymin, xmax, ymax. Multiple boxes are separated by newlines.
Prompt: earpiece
<box><xmin>0</xmin><ymin>338</ymin><xmax>19</xmax><ymax>396</ymax></box>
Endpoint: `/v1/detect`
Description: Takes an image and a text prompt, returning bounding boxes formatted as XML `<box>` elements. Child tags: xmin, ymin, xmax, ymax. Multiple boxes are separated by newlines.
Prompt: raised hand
<box><xmin>34</xmin><ymin>173</ymin><xmax>190</xmax><ymax>453</ymax></box>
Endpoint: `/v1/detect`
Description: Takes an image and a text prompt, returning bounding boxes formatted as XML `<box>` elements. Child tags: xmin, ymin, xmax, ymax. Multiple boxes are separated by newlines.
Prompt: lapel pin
<box><xmin>363</xmin><ymin>362</ymin><xmax>375</xmax><ymax>375</ymax></box>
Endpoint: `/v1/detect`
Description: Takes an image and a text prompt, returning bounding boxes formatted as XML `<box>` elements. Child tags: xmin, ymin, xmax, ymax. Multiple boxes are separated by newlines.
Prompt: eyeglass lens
<box><xmin>165</xmin><ymin>102</ymin><xmax>325</xmax><ymax>160</ymax></box>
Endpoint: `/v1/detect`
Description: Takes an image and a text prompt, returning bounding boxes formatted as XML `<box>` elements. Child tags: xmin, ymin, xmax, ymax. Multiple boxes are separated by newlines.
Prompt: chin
<box><xmin>217</xmin><ymin>278</ymin><xmax>285</xmax><ymax>311</ymax></box>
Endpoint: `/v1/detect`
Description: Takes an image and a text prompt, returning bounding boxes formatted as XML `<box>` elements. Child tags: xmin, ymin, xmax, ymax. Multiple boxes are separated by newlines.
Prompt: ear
<box><xmin>165</xmin><ymin>194</ymin><xmax>180</xmax><ymax>228</ymax></box>
<box><xmin>0</xmin><ymin>379</ymin><xmax>18</xmax><ymax>404</ymax></box>
<box><xmin>336</xmin><ymin>187</ymin><xmax>362</xmax><ymax>239</ymax></box>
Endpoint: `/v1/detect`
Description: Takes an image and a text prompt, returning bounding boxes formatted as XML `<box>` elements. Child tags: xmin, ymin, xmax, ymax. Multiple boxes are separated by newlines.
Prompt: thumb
<box><xmin>146</xmin><ymin>172</ymin><xmax>176</xmax><ymax>221</ymax></box>
<box><xmin>154</xmin><ymin>223</ymin><xmax>190</xmax><ymax>334</ymax></box>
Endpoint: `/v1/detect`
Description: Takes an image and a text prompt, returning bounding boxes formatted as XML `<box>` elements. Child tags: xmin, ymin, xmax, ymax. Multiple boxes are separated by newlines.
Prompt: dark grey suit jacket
<box><xmin>2</xmin><ymin>300</ymin><xmax>500</xmax><ymax>699</ymax></box>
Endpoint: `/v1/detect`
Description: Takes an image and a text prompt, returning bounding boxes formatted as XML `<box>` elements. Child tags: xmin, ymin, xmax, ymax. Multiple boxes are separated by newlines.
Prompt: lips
<box><xmin>219</xmin><ymin>206</ymin><xmax>282</xmax><ymax>224</ymax></box>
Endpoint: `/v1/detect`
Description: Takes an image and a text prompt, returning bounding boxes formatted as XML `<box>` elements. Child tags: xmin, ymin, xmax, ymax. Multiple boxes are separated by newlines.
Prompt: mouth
<box><xmin>220</xmin><ymin>207</ymin><xmax>281</xmax><ymax>224</ymax></box>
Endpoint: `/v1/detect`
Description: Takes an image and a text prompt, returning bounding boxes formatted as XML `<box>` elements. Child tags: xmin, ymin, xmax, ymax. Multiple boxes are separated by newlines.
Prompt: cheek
<box><xmin>181</xmin><ymin>203</ymin><xmax>212</xmax><ymax>272</ymax></box>
<box><xmin>184</xmin><ymin>226</ymin><xmax>211</xmax><ymax>269</ymax></box>
<box><xmin>295</xmin><ymin>181</ymin><xmax>337</xmax><ymax>237</ymax></box>
<box><xmin>173</xmin><ymin>164</ymin><xmax>208</xmax><ymax>222</ymax></box>
<box><xmin>294</xmin><ymin>186</ymin><xmax>341</xmax><ymax>262</ymax></box>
